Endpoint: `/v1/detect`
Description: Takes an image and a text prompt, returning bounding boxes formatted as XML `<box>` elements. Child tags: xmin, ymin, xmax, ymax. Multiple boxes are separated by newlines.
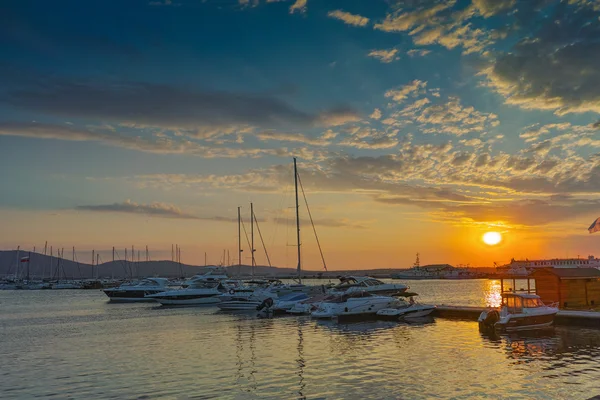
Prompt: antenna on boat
<box><xmin>294</xmin><ymin>158</ymin><xmax>302</xmax><ymax>284</ymax></box>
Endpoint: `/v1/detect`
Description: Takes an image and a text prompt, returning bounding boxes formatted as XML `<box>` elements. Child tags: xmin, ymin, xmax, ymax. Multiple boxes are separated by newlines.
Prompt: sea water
<box><xmin>1</xmin><ymin>279</ymin><xmax>599</xmax><ymax>399</ymax></box>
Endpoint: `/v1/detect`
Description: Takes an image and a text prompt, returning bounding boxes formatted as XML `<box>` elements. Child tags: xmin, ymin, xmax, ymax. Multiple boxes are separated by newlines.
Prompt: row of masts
<box><xmin>235</xmin><ymin>158</ymin><xmax>303</xmax><ymax>282</ymax></box>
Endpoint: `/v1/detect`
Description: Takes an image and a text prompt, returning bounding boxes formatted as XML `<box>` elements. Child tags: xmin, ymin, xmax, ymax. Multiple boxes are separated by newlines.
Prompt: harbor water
<box><xmin>1</xmin><ymin>279</ymin><xmax>599</xmax><ymax>399</ymax></box>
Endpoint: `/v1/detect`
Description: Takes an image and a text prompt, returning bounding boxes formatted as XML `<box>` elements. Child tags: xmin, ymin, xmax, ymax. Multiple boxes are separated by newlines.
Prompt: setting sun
<box><xmin>483</xmin><ymin>231</ymin><xmax>502</xmax><ymax>246</ymax></box>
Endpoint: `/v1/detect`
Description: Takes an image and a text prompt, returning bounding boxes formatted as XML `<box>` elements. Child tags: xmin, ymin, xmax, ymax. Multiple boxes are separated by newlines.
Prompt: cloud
<box><xmin>367</xmin><ymin>49</ymin><xmax>399</xmax><ymax>63</ymax></box>
<box><xmin>0</xmin><ymin>121</ymin><xmax>305</xmax><ymax>159</ymax></box>
<box><xmin>481</xmin><ymin>4</ymin><xmax>600</xmax><ymax>115</ymax></box>
<box><xmin>76</xmin><ymin>200</ymin><xmax>199</xmax><ymax>219</ymax></box>
<box><xmin>471</xmin><ymin>0</ymin><xmax>515</xmax><ymax>17</ymax></box>
<box><xmin>374</xmin><ymin>1</ymin><xmax>455</xmax><ymax>33</ymax></box>
<box><xmin>327</xmin><ymin>10</ymin><xmax>370</xmax><ymax>27</ymax></box>
<box><xmin>374</xmin><ymin>0</ymin><xmax>510</xmax><ymax>55</ymax></box>
<box><xmin>407</xmin><ymin>49</ymin><xmax>431</xmax><ymax>57</ymax></box>
<box><xmin>369</xmin><ymin>108</ymin><xmax>382</xmax><ymax>120</ymax></box>
<box><xmin>289</xmin><ymin>0</ymin><xmax>306</xmax><ymax>13</ymax></box>
<box><xmin>315</xmin><ymin>107</ymin><xmax>361</xmax><ymax>126</ymax></box>
<box><xmin>3</xmin><ymin>78</ymin><xmax>359</xmax><ymax>131</ymax></box>
<box><xmin>255</xmin><ymin>130</ymin><xmax>331</xmax><ymax>146</ymax></box>
<box><xmin>385</xmin><ymin>80</ymin><xmax>427</xmax><ymax>103</ymax></box>
<box><xmin>414</xmin><ymin>97</ymin><xmax>499</xmax><ymax>136</ymax></box>
<box><xmin>274</xmin><ymin>216</ymin><xmax>367</xmax><ymax>229</ymax></box>
<box><xmin>149</xmin><ymin>0</ymin><xmax>175</xmax><ymax>5</ymax></box>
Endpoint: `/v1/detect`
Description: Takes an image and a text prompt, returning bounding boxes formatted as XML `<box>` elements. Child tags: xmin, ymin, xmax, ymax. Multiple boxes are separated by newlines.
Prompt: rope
<box><xmin>240</xmin><ymin>217</ymin><xmax>253</xmax><ymax>262</ymax></box>
<box><xmin>254</xmin><ymin>213</ymin><xmax>272</xmax><ymax>267</ymax></box>
<box><xmin>297</xmin><ymin>172</ymin><xmax>328</xmax><ymax>272</ymax></box>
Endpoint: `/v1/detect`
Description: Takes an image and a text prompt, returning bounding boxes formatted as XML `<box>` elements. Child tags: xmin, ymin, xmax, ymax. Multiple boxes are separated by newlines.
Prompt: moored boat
<box><xmin>146</xmin><ymin>280</ymin><xmax>232</xmax><ymax>305</ymax></box>
<box><xmin>103</xmin><ymin>277</ymin><xmax>172</xmax><ymax>302</ymax></box>
<box><xmin>478</xmin><ymin>292</ymin><xmax>558</xmax><ymax>332</ymax></box>
<box><xmin>331</xmin><ymin>276</ymin><xmax>408</xmax><ymax>296</ymax></box>
<box><xmin>311</xmin><ymin>291</ymin><xmax>400</xmax><ymax>319</ymax></box>
<box><xmin>376</xmin><ymin>296</ymin><xmax>436</xmax><ymax>320</ymax></box>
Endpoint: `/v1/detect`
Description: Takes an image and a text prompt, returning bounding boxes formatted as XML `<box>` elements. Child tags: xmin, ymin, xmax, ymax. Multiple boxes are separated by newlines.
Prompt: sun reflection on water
<box><xmin>485</xmin><ymin>280</ymin><xmax>502</xmax><ymax>307</ymax></box>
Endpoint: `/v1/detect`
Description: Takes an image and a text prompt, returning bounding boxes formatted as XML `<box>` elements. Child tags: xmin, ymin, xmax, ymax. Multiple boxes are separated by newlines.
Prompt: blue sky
<box><xmin>2</xmin><ymin>0</ymin><xmax>600</xmax><ymax>268</ymax></box>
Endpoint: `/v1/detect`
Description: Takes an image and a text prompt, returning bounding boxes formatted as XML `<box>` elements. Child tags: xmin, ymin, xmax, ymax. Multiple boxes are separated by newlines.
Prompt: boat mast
<box><xmin>294</xmin><ymin>157</ymin><xmax>302</xmax><ymax>284</ymax></box>
<box><xmin>26</xmin><ymin>251</ymin><xmax>30</xmax><ymax>282</ymax></box>
<box><xmin>251</xmin><ymin>202</ymin><xmax>255</xmax><ymax>277</ymax></box>
<box><xmin>238</xmin><ymin>207</ymin><xmax>242</xmax><ymax>266</ymax></box>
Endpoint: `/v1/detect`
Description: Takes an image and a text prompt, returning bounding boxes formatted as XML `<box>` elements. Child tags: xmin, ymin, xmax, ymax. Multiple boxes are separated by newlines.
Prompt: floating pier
<box><xmin>434</xmin><ymin>305</ymin><xmax>600</xmax><ymax>328</ymax></box>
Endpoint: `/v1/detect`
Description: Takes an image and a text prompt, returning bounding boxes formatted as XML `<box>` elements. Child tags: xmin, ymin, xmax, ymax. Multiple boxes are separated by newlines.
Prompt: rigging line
<box><xmin>113</xmin><ymin>250</ymin><xmax>130</xmax><ymax>277</ymax></box>
<box><xmin>240</xmin><ymin>217</ymin><xmax>253</xmax><ymax>262</ymax></box>
<box><xmin>253</xmin><ymin>212</ymin><xmax>272</xmax><ymax>267</ymax></box>
<box><xmin>297</xmin><ymin>172</ymin><xmax>328</xmax><ymax>272</ymax></box>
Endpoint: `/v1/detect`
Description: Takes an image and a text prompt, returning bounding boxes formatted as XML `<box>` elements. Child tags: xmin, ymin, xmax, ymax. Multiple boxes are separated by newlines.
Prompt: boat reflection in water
<box><xmin>480</xmin><ymin>326</ymin><xmax>600</xmax><ymax>367</ymax></box>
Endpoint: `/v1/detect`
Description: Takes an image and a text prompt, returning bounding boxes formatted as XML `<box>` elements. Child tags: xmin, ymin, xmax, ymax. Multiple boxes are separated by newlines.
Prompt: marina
<box><xmin>1</xmin><ymin>279</ymin><xmax>599</xmax><ymax>399</ymax></box>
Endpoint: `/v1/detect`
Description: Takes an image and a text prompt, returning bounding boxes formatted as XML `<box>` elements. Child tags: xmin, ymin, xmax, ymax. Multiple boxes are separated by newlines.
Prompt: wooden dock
<box><xmin>434</xmin><ymin>305</ymin><xmax>600</xmax><ymax>328</ymax></box>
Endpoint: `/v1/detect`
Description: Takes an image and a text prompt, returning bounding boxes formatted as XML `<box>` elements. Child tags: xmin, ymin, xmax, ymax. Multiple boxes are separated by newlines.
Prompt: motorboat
<box><xmin>265</xmin><ymin>280</ymin><xmax>330</xmax><ymax>297</ymax></box>
<box><xmin>217</xmin><ymin>295</ymin><xmax>270</xmax><ymax>311</ymax></box>
<box><xmin>332</xmin><ymin>276</ymin><xmax>408</xmax><ymax>296</ymax></box>
<box><xmin>311</xmin><ymin>291</ymin><xmax>400</xmax><ymax>319</ymax></box>
<box><xmin>103</xmin><ymin>278</ymin><xmax>172</xmax><ymax>302</ymax></box>
<box><xmin>478</xmin><ymin>292</ymin><xmax>558</xmax><ymax>332</ymax></box>
<box><xmin>181</xmin><ymin>266</ymin><xmax>229</xmax><ymax>287</ymax></box>
<box><xmin>145</xmin><ymin>281</ymin><xmax>232</xmax><ymax>306</ymax></box>
<box><xmin>51</xmin><ymin>281</ymin><xmax>82</xmax><ymax>290</ymax></box>
<box><xmin>287</xmin><ymin>293</ymin><xmax>332</xmax><ymax>315</ymax></box>
<box><xmin>217</xmin><ymin>279</ymin><xmax>274</xmax><ymax>302</ymax></box>
<box><xmin>377</xmin><ymin>297</ymin><xmax>436</xmax><ymax>320</ymax></box>
<box><xmin>255</xmin><ymin>292</ymin><xmax>310</xmax><ymax>317</ymax></box>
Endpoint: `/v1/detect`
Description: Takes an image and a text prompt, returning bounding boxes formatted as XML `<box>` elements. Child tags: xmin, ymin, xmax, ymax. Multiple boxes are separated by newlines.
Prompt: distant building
<box><xmin>497</xmin><ymin>255</ymin><xmax>600</xmax><ymax>276</ymax></box>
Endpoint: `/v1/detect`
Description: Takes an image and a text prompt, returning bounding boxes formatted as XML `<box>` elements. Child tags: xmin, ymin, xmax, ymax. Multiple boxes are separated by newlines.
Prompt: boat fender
<box><xmin>229</xmin><ymin>289</ymin><xmax>236</xmax><ymax>295</ymax></box>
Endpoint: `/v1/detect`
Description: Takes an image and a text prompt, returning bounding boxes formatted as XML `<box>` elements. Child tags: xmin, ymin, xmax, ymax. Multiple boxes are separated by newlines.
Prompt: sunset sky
<box><xmin>2</xmin><ymin>0</ymin><xmax>600</xmax><ymax>270</ymax></box>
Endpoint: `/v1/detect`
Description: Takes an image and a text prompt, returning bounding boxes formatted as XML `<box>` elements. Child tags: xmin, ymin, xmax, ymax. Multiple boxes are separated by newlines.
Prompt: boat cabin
<box><xmin>502</xmin><ymin>293</ymin><xmax>546</xmax><ymax>314</ymax></box>
<box><xmin>335</xmin><ymin>276</ymin><xmax>385</xmax><ymax>289</ymax></box>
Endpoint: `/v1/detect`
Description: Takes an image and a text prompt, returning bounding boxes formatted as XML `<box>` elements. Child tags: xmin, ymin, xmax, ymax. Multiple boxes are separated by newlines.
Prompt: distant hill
<box><xmin>0</xmin><ymin>250</ymin><xmax>492</xmax><ymax>279</ymax></box>
<box><xmin>0</xmin><ymin>250</ymin><xmax>300</xmax><ymax>279</ymax></box>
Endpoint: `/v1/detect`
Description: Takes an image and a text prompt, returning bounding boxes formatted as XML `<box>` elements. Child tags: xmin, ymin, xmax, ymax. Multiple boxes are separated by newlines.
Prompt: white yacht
<box><xmin>377</xmin><ymin>297</ymin><xmax>436</xmax><ymax>320</ymax></box>
<box><xmin>256</xmin><ymin>292</ymin><xmax>310</xmax><ymax>317</ymax></box>
<box><xmin>311</xmin><ymin>291</ymin><xmax>400</xmax><ymax>319</ymax></box>
<box><xmin>332</xmin><ymin>276</ymin><xmax>408</xmax><ymax>296</ymax></box>
<box><xmin>145</xmin><ymin>280</ymin><xmax>233</xmax><ymax>305</ymax></box>
<box><xmin>103</xmin><ymin>278</ymin><xmax>171</xmax><ymax>302</ymax></box>
<box><xmin>182</xmin><ymin>267</ymin><xmax>229</xmax><ymax>287</ymax></box>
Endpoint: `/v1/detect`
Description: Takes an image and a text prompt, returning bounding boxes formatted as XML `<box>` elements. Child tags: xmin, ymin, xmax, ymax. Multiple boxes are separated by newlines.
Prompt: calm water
<box><xmin>1</xmin><ymin>279</ymin><xmax>599</xmax><ymax>399</ymax></box>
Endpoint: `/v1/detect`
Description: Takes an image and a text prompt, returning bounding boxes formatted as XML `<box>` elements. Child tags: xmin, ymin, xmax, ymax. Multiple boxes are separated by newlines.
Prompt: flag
<box><xmin>20</xmin><ymin>256</ymin><xmax>30</xmax><ymax>262</ymax></box>
<box><xmin>588</xmin><ymin>217</ymin><xmax>600</xmax><ymax>234</ymax></box>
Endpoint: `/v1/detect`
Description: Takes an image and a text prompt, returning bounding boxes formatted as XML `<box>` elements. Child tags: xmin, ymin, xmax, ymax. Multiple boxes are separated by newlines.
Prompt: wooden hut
<box><xmin>531</xmin><ymin>268</ymin><xmax>600</xmax><ymax>308</ymax></box>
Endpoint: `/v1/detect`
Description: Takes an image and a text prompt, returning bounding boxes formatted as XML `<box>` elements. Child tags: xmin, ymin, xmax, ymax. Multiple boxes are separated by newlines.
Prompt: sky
<box><xmin>2</xmin><ymin>0</ymin><xmax>600</xmax><ymax>270</ymax></box>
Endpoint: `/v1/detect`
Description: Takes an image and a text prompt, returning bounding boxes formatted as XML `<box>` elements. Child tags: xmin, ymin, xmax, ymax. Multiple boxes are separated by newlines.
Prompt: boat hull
<box><xmin>496</xmin><ymin>313</ymin><xmax>557</xmax><ymax>332</ymax></box>
<box><xmin>103</xmin><ymin>289</ymin><xmax>165</xmax><ymax>302</ymax></box>
<box><xmin>377</xmin><ymin>305</ymin><xmax>436</xmax><ymax>320</ymax></box>
<box><xmin>152</xmin><ymin>296</ymin><xmax>221</xmax><ymax>305</ymax></box>
<box><xmin>217</xmin><ymin>301</ymin><xmax>262</xmax><ymax>310</ymax></box>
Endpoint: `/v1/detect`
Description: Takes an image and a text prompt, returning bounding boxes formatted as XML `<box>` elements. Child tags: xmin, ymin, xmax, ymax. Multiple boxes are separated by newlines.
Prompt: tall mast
<box><xmin>294</xmin><ymin>158</ymin><xmax>302</xmax><ymax>284</ymax></box>
<box><xmin>26</xmin><ymin>251</ymin><xmax>30</xmax><ymax>282</ymax></box>
<box><xmin>96</xmin><ymin>253</ymin><xmax>99</xmax><ymax>279</ymax></box>
<box><xmin>92</xmin><ymin>249</ymin><xmax>95</xmax><ymax>279</ymax></box>
<box><xmin>16</xmin><ymin>245</ymin><xmax>20</xmax><ymax>280</ymax></box>
<box><xmin>238</xmin><ymin>207</ymin><xmax>242</xmax><ymax>266</ymax></box>
<box><xmin>250</xmin><ymin>202</ymin><xmax>255</xmax><ymax>277</ymax></box>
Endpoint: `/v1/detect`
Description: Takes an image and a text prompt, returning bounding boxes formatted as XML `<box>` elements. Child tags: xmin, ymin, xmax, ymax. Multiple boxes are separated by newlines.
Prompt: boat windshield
<box><xmin>523</xmin><ymin>298</ymin><xmax>544</xmax><ymax>308</ymax></box>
